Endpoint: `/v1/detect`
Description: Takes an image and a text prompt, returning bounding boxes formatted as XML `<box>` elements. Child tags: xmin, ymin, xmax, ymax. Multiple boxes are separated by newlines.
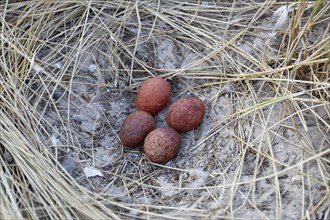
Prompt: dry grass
<box><xmin>0</xmin><ymin>0</ymin><xmax>329</xmax><ymax>219</ymax></box>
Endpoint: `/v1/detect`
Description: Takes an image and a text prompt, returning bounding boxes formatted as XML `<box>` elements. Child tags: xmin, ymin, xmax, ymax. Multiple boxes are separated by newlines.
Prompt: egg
<box><xmin>143</xmin><ymin>127</ymin><xmax>180</xmax><ymax>164</ymax></box>
<box><xmin>119</xmin><ymin>111</ymin><xmax>156</xmax><ymax>148</ymax></box>
<box><xmin>166</xmin><ymin>96</ymin><xmax>205</xmax><ymax>132</ymax></box>
<box><xmin>136</xmin><ymin>77</ymin><xmax>171</xmax><ymax>115</ymax></box>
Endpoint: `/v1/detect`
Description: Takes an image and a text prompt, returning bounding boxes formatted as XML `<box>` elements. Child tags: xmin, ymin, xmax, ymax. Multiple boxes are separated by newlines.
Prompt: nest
<box><xmin>0</xmin><ymin>1</ymin><xmax>329</xmax><ymax>219</ymax></box>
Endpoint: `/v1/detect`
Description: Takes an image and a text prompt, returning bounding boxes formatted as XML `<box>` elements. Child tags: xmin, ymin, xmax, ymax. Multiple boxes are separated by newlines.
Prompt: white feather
<box><xmin>83</xmin><ymin>167</ymin><xmax>103</xmax><ymax>177</ymax></box>
<box><xmin>272</xmin><ymin>5</ymin><xmax>293</xmax><ymax>30</ymax></box>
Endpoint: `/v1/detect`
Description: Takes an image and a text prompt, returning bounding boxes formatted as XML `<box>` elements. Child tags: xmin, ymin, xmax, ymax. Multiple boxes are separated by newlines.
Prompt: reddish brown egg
<box><xmin>166</xmin><ymin>96</ymin><xmax>205</xmax><ymax>132</ymax></box>
<box><xmin>143</xmin><ymin>127</ymin><xmax>180</xmax><ymax>164</ymax></box>
<box><xmin>119</xmin><ymin>111</ymin><xmax>156</xmax><ymax>148</ymax></box>
<box><xmin>136</xmin><ymin>77</ymin><xmax>171</xmax><ymax>115</ymax></box>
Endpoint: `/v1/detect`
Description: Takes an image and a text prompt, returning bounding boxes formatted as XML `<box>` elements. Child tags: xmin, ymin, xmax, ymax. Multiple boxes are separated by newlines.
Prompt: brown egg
<box><xmin>136</xmin><ymin>77</ymin><xmax>171</xmax><ymax>115</ymax></box>
<box><xmin>144</xmin><ymin>127</ymin><xmax>180</xmax><ymax>164</ymax></box>
<box><xmin>166</xmin><ymin>96</ymin><xmax>205</xmax><ymax>132</ymax></box>
<box><xmin>119</xmin><ymin>111</ymin><xmax>156</xmax><ymax>148</ymax></box>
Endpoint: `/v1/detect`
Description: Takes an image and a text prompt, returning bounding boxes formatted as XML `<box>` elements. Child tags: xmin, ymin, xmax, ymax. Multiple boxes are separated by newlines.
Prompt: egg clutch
<box><xmin>119</xmin><ymin>77</ymin><xmax>205</xmax><ymax>164</ymax></box>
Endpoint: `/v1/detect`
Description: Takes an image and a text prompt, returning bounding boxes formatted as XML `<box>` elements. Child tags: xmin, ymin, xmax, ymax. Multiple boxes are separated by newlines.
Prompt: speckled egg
<box><xmin>166</xmin><ymin>96</ymin><xmax>205</xmax><ymax>132</ymax></box>
<box><xmin>120</xmin><ymin>111</ymin><xmax>156</xmax><ymax>148</ymax></box>
<box><xmin>136</xmin><ymin>77</ymin><xmax>171</xmax><ymax>115</ymax></box>
<box><xmin>143</xmin><ymin>127</ymin><xmax>180</xmax><ymax>164</ymax></box>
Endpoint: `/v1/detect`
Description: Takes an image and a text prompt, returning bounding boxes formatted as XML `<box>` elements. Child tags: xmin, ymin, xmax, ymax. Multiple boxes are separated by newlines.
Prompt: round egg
<box><xmin>143</xmin><ymin>127</ymin><xmax>180</xmax><ymax>164</ymax></box>
<box><xmin>166</xmin><ymin>96</ymin><xmax>205</xmax><ymax>132</ymax></box>
<box><xmin>136</xmin><ymin>77</ymin><xmax>171</xmax><ymax>115</ymax></box>
<box><xmin>119</xmin><ymin>111</ymin><xmax>156</xmax><ymax>148</ymax></box>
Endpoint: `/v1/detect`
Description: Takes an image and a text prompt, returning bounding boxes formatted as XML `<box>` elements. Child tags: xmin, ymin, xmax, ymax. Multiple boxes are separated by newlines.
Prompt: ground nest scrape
<box><xmin>0</xmin><ymin>1</ymin><xmax>329</xmax><ymax>219</ymax></box>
